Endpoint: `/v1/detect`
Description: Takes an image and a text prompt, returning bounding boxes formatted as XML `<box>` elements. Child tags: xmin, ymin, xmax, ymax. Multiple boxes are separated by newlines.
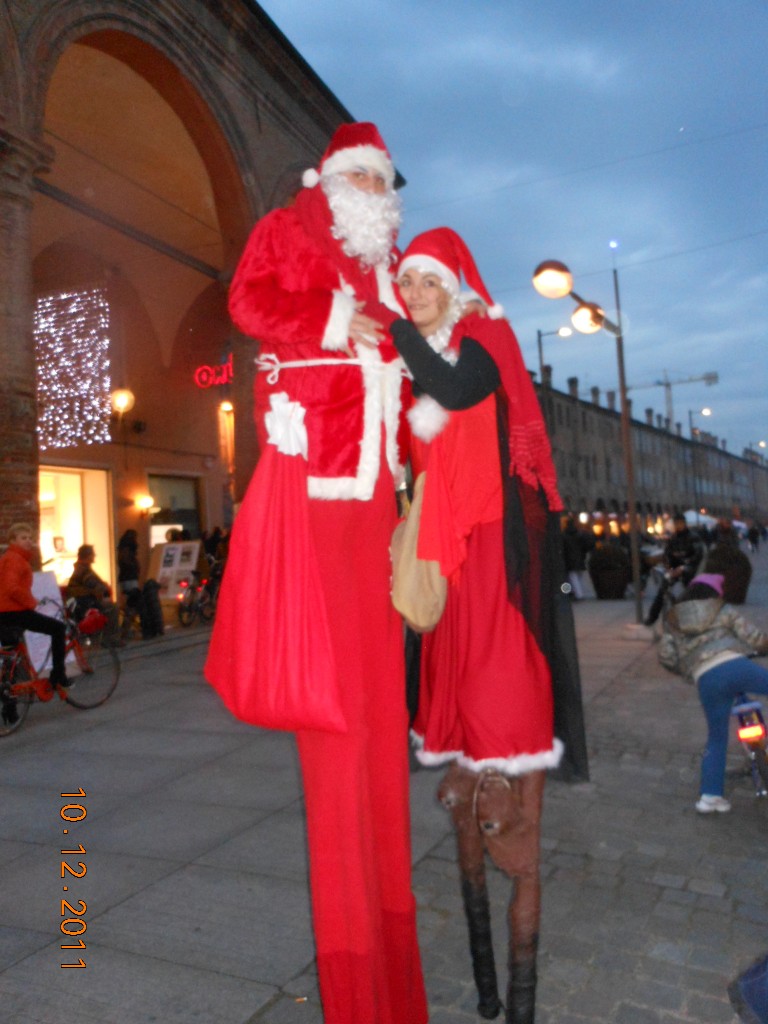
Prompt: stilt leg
<box><xmin>477</xmin><ymin>770</ymin><xmax>545</xmax><ymax>1024</ymax></box>
<box><xmin>439</xmin><ymin>765</ymin><xmax>503</xmax><ymax>1020</ymax></box>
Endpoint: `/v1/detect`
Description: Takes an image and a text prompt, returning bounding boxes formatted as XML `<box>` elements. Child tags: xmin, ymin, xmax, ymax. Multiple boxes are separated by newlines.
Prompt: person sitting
<box><xmin>659</xmin><ymin>573</ymin><xmax>768</xmax><ymax>813</ymax></box>
<box><xmin>0</xmin><ymin>523</ymin><xmax>69</xmax><ymax>715</ymax></box>
<box><xmin>67</xmin><ymin>544</ymin><xmax>122</xmax><ymax>645</ymax></box>
<box><xmin>644</xmin><ymin>513</ymin><xmax>704</xmax><ymax>625</ymax></box>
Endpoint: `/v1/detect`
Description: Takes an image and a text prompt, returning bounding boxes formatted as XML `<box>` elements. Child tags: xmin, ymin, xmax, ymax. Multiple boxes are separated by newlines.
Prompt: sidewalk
<box><xmin>1</xmin><ymin>549</ymin><xmax>766</xmax><ymax>1023</ymax></box>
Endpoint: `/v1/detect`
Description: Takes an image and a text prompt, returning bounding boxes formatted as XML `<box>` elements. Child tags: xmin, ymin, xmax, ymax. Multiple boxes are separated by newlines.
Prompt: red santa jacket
<box><xmin>229</xmin><ymin>185</ymin><xmax>408</xmax><ymax>499</ymax></box>
<box><xmin>0</xmin><ymin>544</ymin><xmax>37</xmax><ymax>612</ymax></box>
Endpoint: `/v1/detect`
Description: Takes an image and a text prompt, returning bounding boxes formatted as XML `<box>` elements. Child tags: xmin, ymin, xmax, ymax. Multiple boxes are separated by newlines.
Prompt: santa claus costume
<box><xmin>391</xmin><ymin>228</ymin><xmax>587</xmax><ymax>779</ymax></box>
<box><xmin>205</xmin><ymin>125</ymin><xmax>428</xmax><ymax>1024</ymax></box>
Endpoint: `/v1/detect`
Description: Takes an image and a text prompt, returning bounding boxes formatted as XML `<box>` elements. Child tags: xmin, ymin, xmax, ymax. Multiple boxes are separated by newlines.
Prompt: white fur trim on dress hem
<box><xmin>410</xmin><ymin>731</ymin><xmax>564</xmax><ymax>777</ymax></box>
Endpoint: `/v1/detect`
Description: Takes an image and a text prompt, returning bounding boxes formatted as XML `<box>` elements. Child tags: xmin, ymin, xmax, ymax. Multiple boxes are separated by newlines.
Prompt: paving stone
<box><xmin>652</xmin><ymin>872</ymin><xmax>687</xmax><ymax>889</ymax></box>
<box><xmin>685</xmin><ymin>992</ymin><xmax>739</xmax><ymax>1022</ymax></box>
<box><xmin>614</xmin><ymin>1002</ymin><xmax>664</xmax><ymax>1023</ymax></box>
<box><xmin>689</xmin><ymin>878</ymin><xmax>728</xmax><ymax>898</ymax></box>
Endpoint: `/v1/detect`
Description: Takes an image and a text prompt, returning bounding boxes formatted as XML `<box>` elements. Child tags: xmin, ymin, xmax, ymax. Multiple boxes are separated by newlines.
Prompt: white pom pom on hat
<box><xmin>302</xmin><ymin>122</ymin><xmax>395</xmax><ymax>189</ymax></box>
<box><xmin>398</xmin><ymin>228</ymin><xmax>504</xmax><ymax>320</ymax></box>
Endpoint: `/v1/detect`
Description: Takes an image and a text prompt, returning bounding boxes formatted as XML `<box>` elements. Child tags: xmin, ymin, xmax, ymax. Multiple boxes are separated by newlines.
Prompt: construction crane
<box><xmin>627</xmin><ymin>370</ymin><xmax>718</xmax><ymax>425</ymax></box>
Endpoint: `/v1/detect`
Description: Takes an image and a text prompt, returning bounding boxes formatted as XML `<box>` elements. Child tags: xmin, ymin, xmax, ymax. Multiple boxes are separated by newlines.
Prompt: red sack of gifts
<box><xmin>204</xmin><ymin>443</ymin><xmax>346</xmax><ymax>733</ymax></box>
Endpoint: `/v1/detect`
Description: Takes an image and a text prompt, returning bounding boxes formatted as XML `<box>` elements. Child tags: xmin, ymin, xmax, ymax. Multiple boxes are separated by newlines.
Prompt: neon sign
<box><xmin>194</xmin><ymin>353</ymin><xmax>233</xmax><ymax>388</ymax></box>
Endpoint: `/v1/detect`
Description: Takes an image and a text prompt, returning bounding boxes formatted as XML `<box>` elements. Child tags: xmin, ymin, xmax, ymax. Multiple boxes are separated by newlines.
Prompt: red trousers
<box><xmin>296</xmin><ymin>462</ymin><xmax>428</xmax><ymax>1024</ymax></box>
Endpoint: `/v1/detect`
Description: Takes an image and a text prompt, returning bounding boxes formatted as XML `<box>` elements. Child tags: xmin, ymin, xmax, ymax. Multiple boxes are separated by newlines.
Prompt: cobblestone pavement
<box><xmin>0</xmin><ymin>548</ymin><xmax>765</xmax><ymax>1023</ymax></box>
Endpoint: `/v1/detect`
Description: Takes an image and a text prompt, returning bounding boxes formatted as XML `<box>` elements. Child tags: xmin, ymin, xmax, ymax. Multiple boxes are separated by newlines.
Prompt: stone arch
<box><xmin>21</xmin><ymin>2</ymin><xmax>255</xmax><ymax>266</ymax></box>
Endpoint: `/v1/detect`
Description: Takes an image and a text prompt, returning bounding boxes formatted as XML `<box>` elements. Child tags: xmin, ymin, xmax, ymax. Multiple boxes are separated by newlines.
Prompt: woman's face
<box><xmin>397</xmin><ymin>268</ymin><xmax>451</xmax><ymax>337</ymax></box>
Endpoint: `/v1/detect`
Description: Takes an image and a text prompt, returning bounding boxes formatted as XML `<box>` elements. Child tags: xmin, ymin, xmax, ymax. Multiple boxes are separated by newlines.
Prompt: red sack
<box><xmin>204</xmin><ymin>444</ymin><xmax>346</xmax><ymax>733</ymax></box>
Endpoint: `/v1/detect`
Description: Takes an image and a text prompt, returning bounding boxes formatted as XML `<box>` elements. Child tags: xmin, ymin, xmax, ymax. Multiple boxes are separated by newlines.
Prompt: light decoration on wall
<box><xmin>34</xmin><ymin>286</ymin><xmax>112</xmax><ymax>450</ymax></box>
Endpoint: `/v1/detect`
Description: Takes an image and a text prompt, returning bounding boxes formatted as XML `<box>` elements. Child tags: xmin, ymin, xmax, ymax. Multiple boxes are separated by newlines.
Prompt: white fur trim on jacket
<box><xmin>321</xmin><ymin>288</ymin><xmax>357</xmax><ymax>351</ymax></box>
<box><xmin>410</xmin><ymin>731</ymin><xmax>564</xmax><ymax>777</ymax></box>
<box><xmin>307</xmin><ymin>344</ymin><xmax>406</xmax><ymax>500</ymax></box>
<box><xmin>320</xmin><ymin>145</ymin><xmax>395</xmax><ymax>188</ymax></box>
<box><xmin>408</xmin><ymin>394</ymin><xmax>450</xmax><ymax>442</ymax></box>
<box><xmin>375</xmin><ymin>262</ymin><xmax>404</xmax><ymax>314</ymax></box>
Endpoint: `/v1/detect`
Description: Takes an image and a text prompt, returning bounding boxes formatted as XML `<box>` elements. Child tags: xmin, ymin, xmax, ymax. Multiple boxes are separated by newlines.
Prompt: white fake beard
<box><xmin>322</xmin><ymin>174</ymin><xmax>402</xmax><ymax>268</ymax></box>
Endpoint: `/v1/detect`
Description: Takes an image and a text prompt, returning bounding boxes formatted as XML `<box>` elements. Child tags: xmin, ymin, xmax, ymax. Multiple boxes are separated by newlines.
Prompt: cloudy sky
<box><xmin>258</xmin><ymin>0</ymin><xmax>767</xmax><ymax>459</ymax></box>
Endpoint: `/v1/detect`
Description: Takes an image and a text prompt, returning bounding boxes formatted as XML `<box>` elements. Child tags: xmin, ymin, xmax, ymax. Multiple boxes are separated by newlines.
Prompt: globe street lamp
<box><xmin>532</xmin><ymin>259</ymin><xmax>643</xmax><ymax>625</ymax></box>
<box><xmin>688</xmin><ymin>406</ymin><xmax>711</xmax><ymax>441</ymax></box>
<box><xmin>536</xmin><ymin>326</ymin><xmax>572</xmax><ymax>381</ymax></box>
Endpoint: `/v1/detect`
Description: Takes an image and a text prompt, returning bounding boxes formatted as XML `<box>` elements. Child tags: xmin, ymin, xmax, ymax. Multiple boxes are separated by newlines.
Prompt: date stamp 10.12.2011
<box><xmin>60</xmin><ymin>789</ymin><xmax>87</xmax><ymax>969</ymax></box>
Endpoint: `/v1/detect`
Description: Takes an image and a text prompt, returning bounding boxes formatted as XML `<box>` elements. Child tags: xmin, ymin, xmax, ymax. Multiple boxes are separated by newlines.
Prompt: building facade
<box><xmin>1</xmin><ymin>0</ymin><xmax>352</xmax><ymax>586</ymax></box>
<box><xmin>538</xmin><ymin>370</ymin><xmax>767</xmax><ymax>531</ymax></box>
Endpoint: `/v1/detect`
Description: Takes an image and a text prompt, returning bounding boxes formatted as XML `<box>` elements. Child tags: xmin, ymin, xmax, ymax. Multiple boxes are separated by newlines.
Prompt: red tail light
<box><xmin>738</xmin><ymin>722</ymin><xmax>766</xmax><ymax>742</ymax></box>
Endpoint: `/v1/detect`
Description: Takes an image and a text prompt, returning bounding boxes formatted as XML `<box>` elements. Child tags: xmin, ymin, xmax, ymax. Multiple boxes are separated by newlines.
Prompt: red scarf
<box><xmin>460</xmin><ymin>314</ymin><xmax>562</xmax><ymax>512</ymax></box>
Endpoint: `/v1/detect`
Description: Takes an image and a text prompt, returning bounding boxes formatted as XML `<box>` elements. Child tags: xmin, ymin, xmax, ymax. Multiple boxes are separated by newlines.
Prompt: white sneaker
<box><xmin>695</xmin><ymin>794</ymin><xmax>731</xmax><ymax>814</ymax></box>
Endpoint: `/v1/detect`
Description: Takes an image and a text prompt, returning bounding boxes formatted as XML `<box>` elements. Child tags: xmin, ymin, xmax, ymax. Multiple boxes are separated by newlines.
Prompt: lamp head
<box><xmin>532</xmin><ymin>260</ymin><xmax>573</xmax><ymax>300</ymax></box>
<box><xmin>111</xmin><ymin>388</ymin><xmax>135</xmax><ymax>415</ymax></box>
<box><xmin>571</xmin><ymin>302</ymin><xmax>605</xmax><ymax>335</ymax></box>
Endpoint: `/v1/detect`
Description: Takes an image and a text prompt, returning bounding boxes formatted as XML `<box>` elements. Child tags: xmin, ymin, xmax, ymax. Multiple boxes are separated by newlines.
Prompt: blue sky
<box><xmin>258</xmin><ymin>0</ymin><xmax>767</xmax><ymax>458</ymax></box>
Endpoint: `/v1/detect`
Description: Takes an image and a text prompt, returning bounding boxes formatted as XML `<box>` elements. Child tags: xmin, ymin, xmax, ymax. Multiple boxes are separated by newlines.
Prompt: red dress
<box><xmin>406</xmin><ymin>317</ymin><xmax>563</xmax><ymax>775</ymax></box>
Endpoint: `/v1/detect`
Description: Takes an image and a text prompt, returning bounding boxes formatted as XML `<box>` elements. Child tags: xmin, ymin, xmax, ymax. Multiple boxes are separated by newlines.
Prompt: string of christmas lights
<box><xmin>34</xmin><ymin>287</ymin><xmax>112</xmax><ymax>450</ymax></box>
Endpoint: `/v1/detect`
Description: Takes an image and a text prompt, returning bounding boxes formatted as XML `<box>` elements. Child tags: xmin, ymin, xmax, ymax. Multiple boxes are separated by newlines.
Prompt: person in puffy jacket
<box><xmin>659</xmin><ymin>572</ymin><xmax>768</xmax><ymax>813</ymax></box>
<box><xmin>0</xmin><ymin>523</ymin><xmax>69</xmax><ymax>716</ymax></box>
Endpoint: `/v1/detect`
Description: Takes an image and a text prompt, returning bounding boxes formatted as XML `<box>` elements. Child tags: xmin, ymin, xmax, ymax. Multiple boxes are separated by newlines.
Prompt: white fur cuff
<box><xmin>322</xmin><ymin>289</ymin><xmax>357</xmax><ymax>351</ymax></box>
<box><xmin>407</xmin><ymin>395</ymin><xmax>450</xmax><ymax>442</ymax></box>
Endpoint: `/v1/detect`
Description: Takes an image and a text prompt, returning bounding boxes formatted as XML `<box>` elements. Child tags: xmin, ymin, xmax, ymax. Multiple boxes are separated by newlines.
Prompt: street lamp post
<box><xmin>532</xmin><ymin>260</ymin><xmax>644</xmax><ymax>625</ymax></box>
<box><xmin>747</xmin><ymin>441</ymin><xmax>767</xmax><ymax>516</ymax></box>
<box><xmin>688</xmin><ymin>407</ymin><xmax>712</xmax><ymax>523</ymax></box>
<box><xmin>536</xmin><ymin>326</ymin><xmax>572</xmax><ymax>381</ymax></box>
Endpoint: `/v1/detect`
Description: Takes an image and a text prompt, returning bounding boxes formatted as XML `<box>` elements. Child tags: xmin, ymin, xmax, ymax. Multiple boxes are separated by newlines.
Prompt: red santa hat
<box><xmin>302</xmin><ymin>122</ymin><xmax>395</xmax><ymax>189</ymax></box>
<box><xmin>398</xmin><ymin>227</ymin><xmax>504</xmax><ymax>319</ymax></box>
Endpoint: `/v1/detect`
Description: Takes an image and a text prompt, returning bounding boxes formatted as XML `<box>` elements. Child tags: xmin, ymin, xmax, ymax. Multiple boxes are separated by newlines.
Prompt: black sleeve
<box><xmin>391</xmin><ymin>318</ymin><xmax>501</xmax><ymax>410</ymax></box>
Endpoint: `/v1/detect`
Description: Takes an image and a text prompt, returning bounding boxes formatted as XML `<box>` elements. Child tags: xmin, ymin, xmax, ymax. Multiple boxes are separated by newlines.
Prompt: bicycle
<box><xmin>731</xmin><ymin>691</ymin><xmax>768</xmax><ymax>797</ymax></box>
<box><xmin>176</xmin><ymin>556</ymin><xmax>222</xmax><ymax>627</ymax></box>
<box><xmin>0</xmin><ymin>599</ymin><xmax>120</xmax><ymax>737</ymax></box>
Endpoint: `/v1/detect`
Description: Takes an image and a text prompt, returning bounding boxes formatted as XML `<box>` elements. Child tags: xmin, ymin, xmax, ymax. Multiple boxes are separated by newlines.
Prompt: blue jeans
<box><xmin>697</xmin><ymin>657</ymin><xmax>768</xmax><ymax>796</ymax></box>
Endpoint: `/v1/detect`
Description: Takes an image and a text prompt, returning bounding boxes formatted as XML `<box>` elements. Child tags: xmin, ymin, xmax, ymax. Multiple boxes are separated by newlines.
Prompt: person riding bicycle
<box><xmin>658</xmin><ymin>572</ymin><xmax>768</xmax><ymax>813</ymax></box>
<box><xmin>644</xmin><ymin>513</ymin><xmax>704</xmax><ymax>626</ymax></box>
<box><xmin>67</xmin><ymin>544</ymin><xmax>122</xmax><ymax>646</ymax></box>
<box><xmin>0</xmin><ymin>523</ymin><xmax>70</xmax><ymax>719</ymax></box>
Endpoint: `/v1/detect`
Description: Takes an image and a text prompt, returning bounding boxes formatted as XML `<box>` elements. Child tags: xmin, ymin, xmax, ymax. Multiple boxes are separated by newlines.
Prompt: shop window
<box><xmin>38</xmin><ymin>466</ymin><xmax>113</xmax><ymax>587</ymax></box>
<box><xmin>148</xmin><ymin>474</ymin><xmax>201</xmax><ymax>544</ymax></box>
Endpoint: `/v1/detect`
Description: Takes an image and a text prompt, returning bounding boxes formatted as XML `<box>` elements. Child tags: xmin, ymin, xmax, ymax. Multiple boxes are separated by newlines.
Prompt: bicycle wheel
<box><xmin>752</xmin><ymin>744</ymin><xmax>768</xmax><ymax>794</ymax></box>
<box><xmin>65</xmin><ymin>638</ymin><xmax>120</xmax><ymax>709</ymax></box>
<box><xmin>177</xmin><ymin>589</ymin><xmax>196</xmax><ymax>627</ymax></box>
<box><xmin>0</xmin><ymin>660</ymin><xmax>33</xmax><ymax>736</ymax></box>
<box><xmin>199</xmin><ymin>587</ymin><xmax>215</xmax><ymax>622</ymax></box>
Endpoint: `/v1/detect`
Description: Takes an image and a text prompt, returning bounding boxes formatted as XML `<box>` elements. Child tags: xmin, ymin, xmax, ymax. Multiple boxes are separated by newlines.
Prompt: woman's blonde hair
<box><xmin>7</xmin><ymin>522</ymin><xmax>34</xmax><ymax>542</ymax></box>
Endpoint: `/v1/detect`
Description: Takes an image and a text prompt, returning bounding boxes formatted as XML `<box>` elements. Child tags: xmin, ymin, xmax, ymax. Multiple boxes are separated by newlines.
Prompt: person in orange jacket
<box><xmin>0</xmin><ymin>523</ymin><xmax>69</xmax><ymax>720</ymax></box>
